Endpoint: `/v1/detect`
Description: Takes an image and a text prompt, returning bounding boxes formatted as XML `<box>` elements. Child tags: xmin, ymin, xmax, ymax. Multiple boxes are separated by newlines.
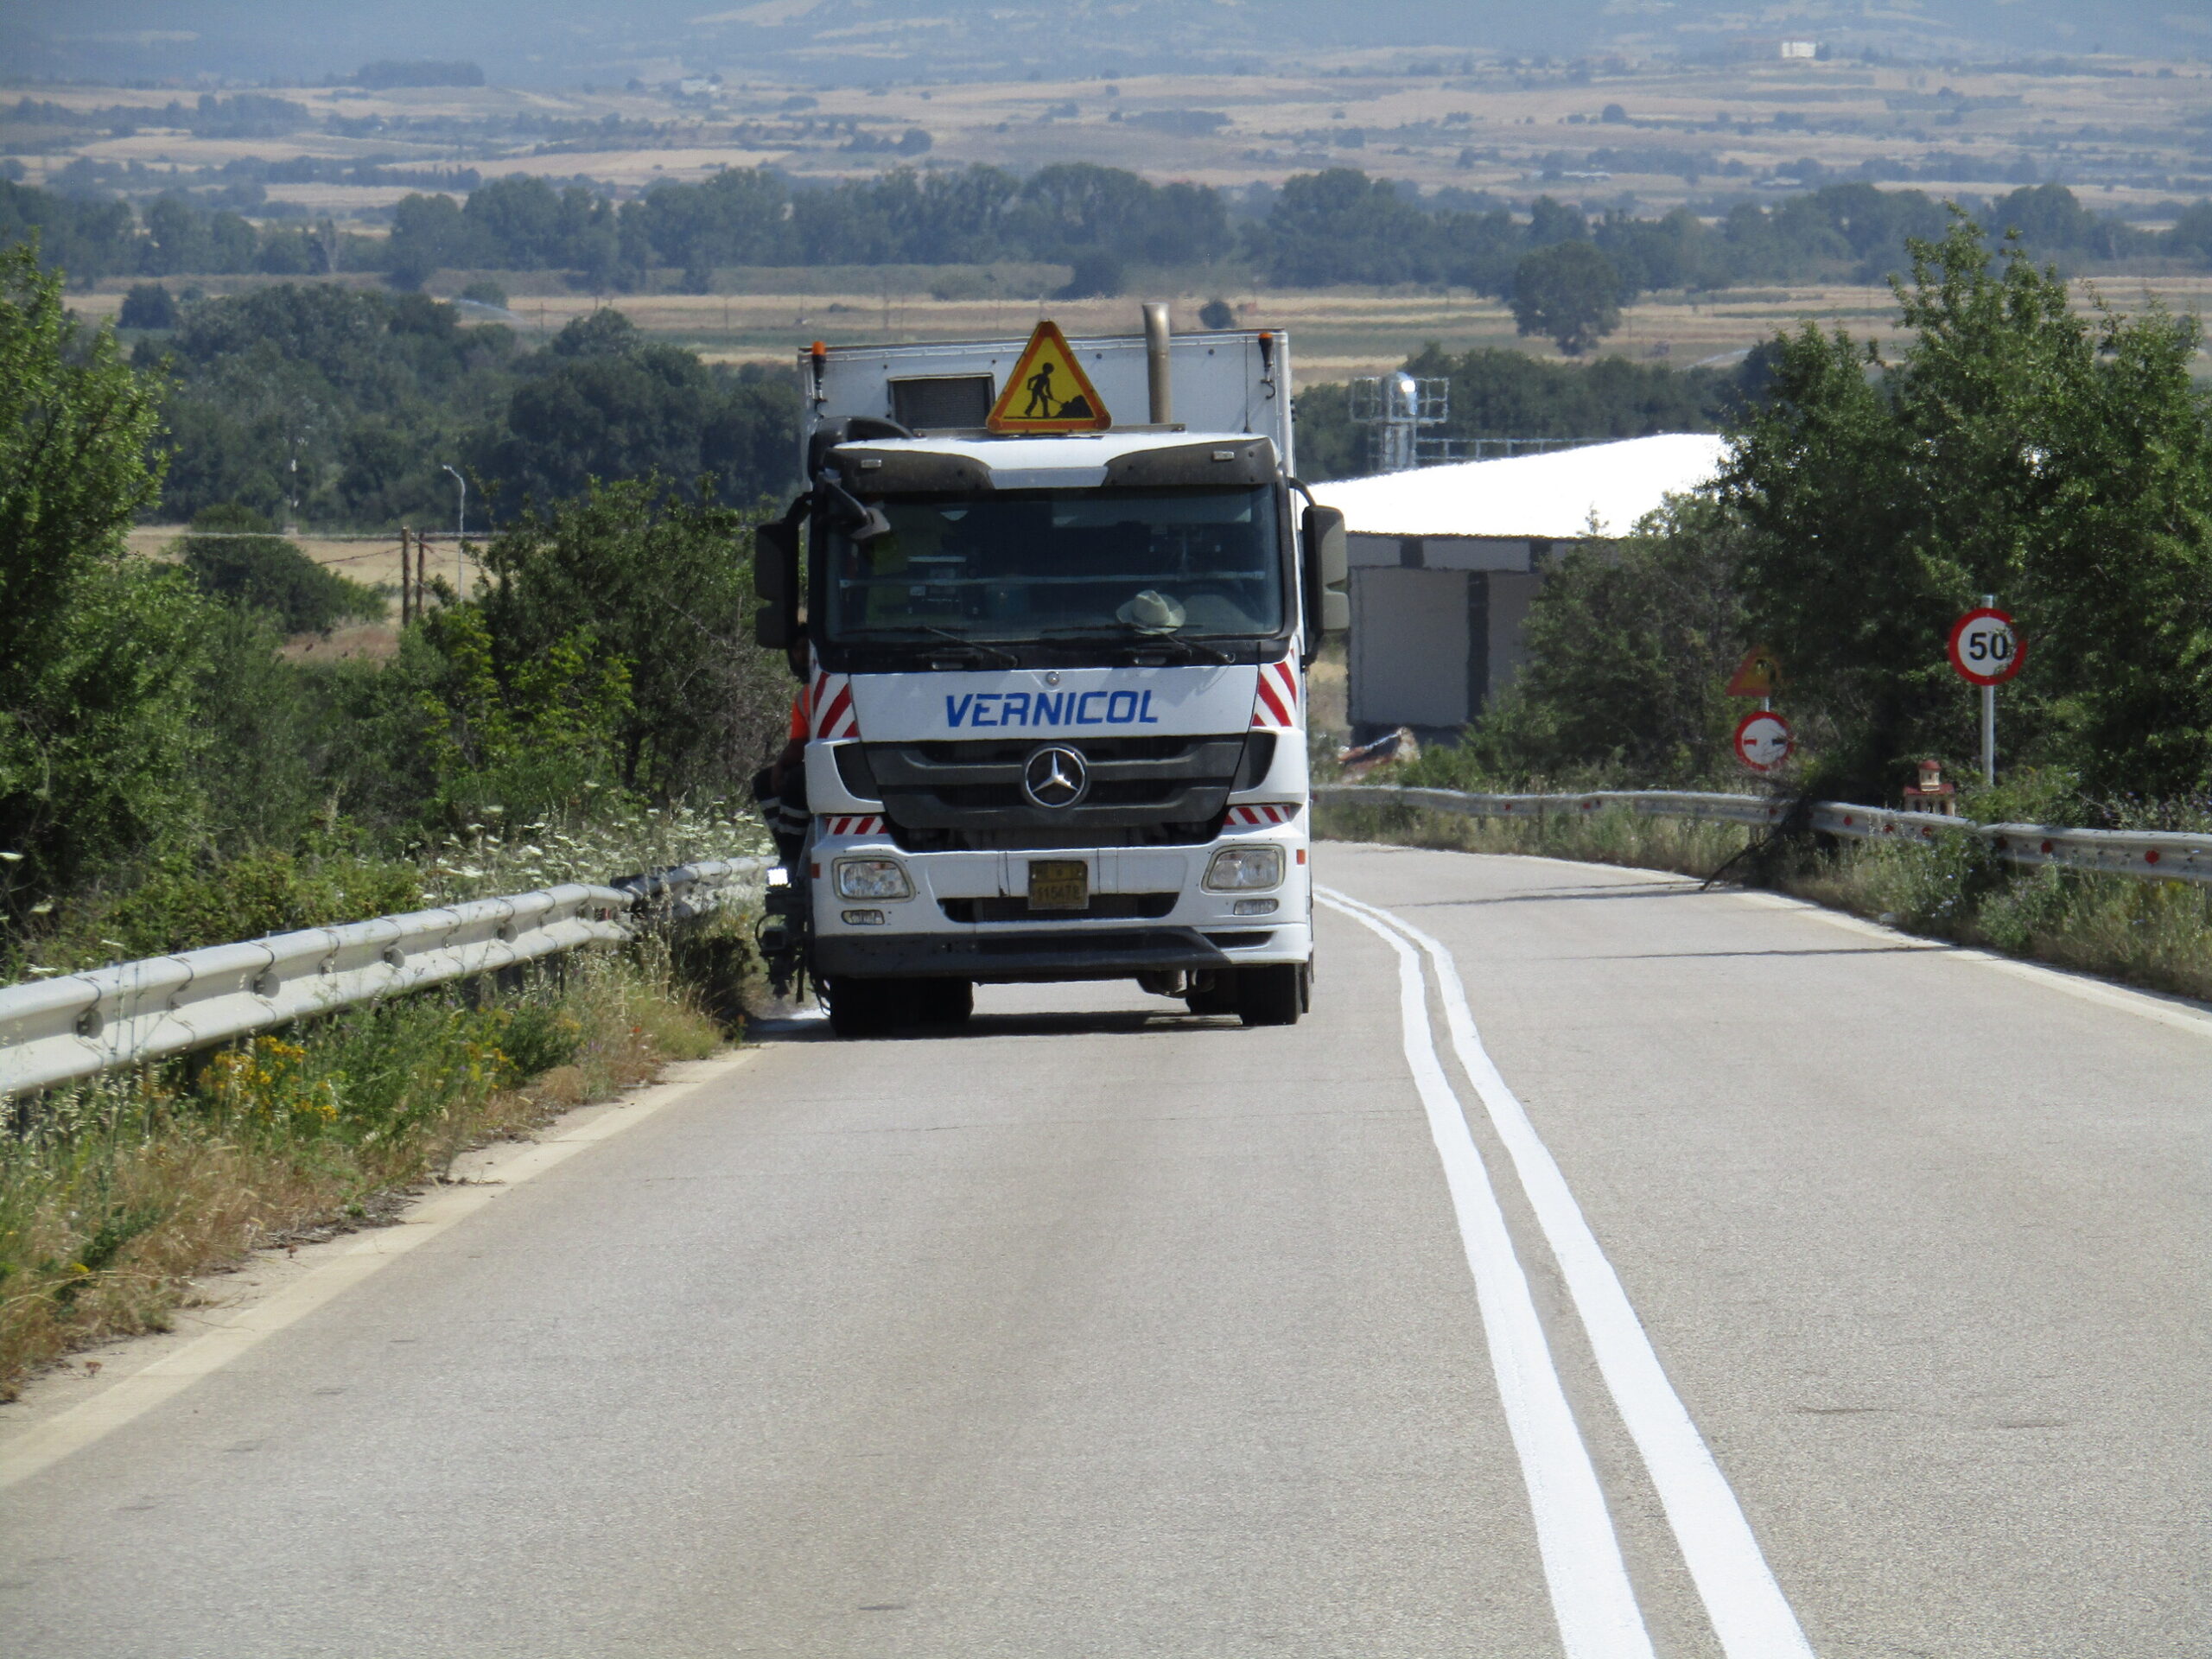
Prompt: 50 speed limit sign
<box><xmin>1948</xmin><ymin>607</ymin><xmax>2024</xmax><ymax>687</ymax></box>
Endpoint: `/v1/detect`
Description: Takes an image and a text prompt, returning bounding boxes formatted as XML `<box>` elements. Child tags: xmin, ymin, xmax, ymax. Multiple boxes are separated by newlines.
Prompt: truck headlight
<box><xmin>835</xmin><ymin>857</ymin><xmax>912</xmax><ymax>900</ymax></box>
<box><xmin>1205</xmin><ymin>844</ymin><xmax>1284</xmax><ymax>892</ymax></box>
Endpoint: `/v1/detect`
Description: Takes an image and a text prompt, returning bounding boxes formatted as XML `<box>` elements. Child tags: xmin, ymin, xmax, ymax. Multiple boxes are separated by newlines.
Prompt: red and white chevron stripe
<box><xmin>1224</xmin><ymin>803</ymin><xmax>1298</xmax><ymax>828</ymax></box>
<box><xmin>810</xmin><ymin>670</ymin><xmax>859</xmax><ymax>741</ymax></box>
<box><xmin>1249</xmin><ymin>658</ymin><xmax>1300</xmax><ymax>730</ymax></box>
<box><xmin>821</xmin><ymin>815</ymin><xmax>885</xmax><ymax>837</ymax></box>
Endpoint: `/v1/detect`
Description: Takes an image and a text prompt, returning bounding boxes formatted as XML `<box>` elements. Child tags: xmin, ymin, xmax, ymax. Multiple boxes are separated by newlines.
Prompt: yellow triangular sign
<box><xmin>986</xmin><ymin>321</ymin><xmax>1112</xmax><ymax>433</ymax></box>
<box><xmin>1726</xmin><ymin>645</ymin><xmax>1783</xmax><ymax>697</ymax></box>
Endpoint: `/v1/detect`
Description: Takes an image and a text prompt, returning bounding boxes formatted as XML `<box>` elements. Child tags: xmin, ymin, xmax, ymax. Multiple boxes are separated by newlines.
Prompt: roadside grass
<box><xmin>1318</xmin><ymin>797</ymin><xmax>1754</xmax><ymax>881</ymax></box>
<box><xmin>1315</xmin><ymin>798</ymin><xmax>2212</xmax><ymax>1007</ymax></box>
<box><xmin>0</xmin><ymin>942</ymin><xmax>728</xmax><ymax>1400</ymax></box>
<box><xmin>6</xmin><ymin>802</ymin><xmax>768</xmax><ymax>984</ymax></box>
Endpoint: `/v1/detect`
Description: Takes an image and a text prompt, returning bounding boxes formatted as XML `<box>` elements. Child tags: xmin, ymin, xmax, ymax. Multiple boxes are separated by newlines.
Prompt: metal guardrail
<box><xmin>612</xmin><ymin>855</ymin><xmax>769</xmax><ymax>921</ymax></box>
<box><xmin>1315</xmin><ymin>785</ymin><xmax>2212</xmax><ymax>887</ymax></box>
<box><xmin>0</xmin><ymin>857</ymin><xmax>770</xmax><ymax>1099</ymax></box>
<box><xmin>1803</xmin><ymin>803</ymin><xmax>2212</xmax><ymax>884</ymax></box>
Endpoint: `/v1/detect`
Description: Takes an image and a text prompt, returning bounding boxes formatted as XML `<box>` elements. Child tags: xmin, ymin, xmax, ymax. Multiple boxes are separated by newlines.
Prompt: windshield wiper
<box><xmin>1033</xmin><ymin>625</ymin><xmax>1236</xmax><ymax>664</ymax></box>
<box><xmin>861</xmin><ymin>624</ymin><xmax>1239</xmax><ymax>666</ymax></box>
<box><xmin>1157</xmin><ymin>635</ymin><xmax>1235</xmax><ymax>665</ymax></box>
<box><xmin>913</xmin><ymin>625</ymin><xmax>1019</xmax><ymax>667</ymax></box>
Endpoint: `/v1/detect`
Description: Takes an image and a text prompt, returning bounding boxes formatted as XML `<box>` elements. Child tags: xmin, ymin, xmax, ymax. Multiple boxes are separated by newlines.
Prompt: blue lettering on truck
<box><xmin>944</xmin><ymin>689</ymin><xmax>1159</xmax><ymax>728</ymax></box>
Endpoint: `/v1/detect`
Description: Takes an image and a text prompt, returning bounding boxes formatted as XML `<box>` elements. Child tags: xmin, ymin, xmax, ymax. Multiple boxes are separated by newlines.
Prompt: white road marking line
<box><xmin>1319</xmin><ymin>894</ymin><xmax>1657</xmax><ymax>1659</ymax></box>
<box><xmin>1323</xmin><ymin>886</ymin><xmax>1817</xmax><ymax>1659</ymax></box>
<box><xmin>0</xmin><ymin>1052</ymin><xmax>757</xmax><ymax>1491</ymax></box>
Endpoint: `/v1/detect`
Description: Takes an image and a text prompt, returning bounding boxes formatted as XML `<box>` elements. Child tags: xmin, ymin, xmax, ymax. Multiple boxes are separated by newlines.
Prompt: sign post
<box><xmin>1946</xmin><ymin>598</ymin><xmax>2024</xmax><ymax>785</ymax></box>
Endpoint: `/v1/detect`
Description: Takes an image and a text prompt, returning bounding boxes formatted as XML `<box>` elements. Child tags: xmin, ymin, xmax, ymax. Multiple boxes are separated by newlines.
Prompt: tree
<box><xmin>0</xmin><ymin>243</ymin><xmax>213</xmax><ymax>906</ymax></box>
<box><xmin>156</xmin><ymin>283</ymin><xmax>520</xmax><ymax>526</ymax></box>
<box><xmin>1510</xmin><ymin>241</ymin><xmax>1623</xmax><ymax>355</ymax></box>
<box><xmin>0</xmin><ymin>243</ymin><xmax>166</xmax><ymax>699</ymax></box>
<box><xmin>0</xmin><ymin>181</ymin><xmax>137</xmax><ymax>283</ymax></box>
<box><xmin>467</xmin><ymin>311</ymin><xmax>796</xmax><ymax>516</ymax></box>
<box><xmin>1055</xmin><ymin>249</ymin><xmax>1124</xmax><ymax>300</ymax></box>
<box><xmin>476</xmin><ymin>481</ymin><xmax>788</xmax><ymax>802</ymax></box>
<box><xmin>385</xmin><ymin>193</ymin><xmax>485</xmax><ymax>290</ymax></box>
<box><xmin>1721</xmin><ymin>213</ymin><xmax>2212</xmax><ymax>798</ymax></box>
<box><xmin>413</xmin><ymin>604</ymin><xmax>632</xmax><ymax>825</ymax></box>
<box><xmin>1294</xmin><ymin>346</ymin><xmax>1751</xmax><ymax>481</ymax></box>
<box><xmin>119</xmin><ymin>283</ymin><xmax>176</xmax><ymax>329</ymax></box>
<box><xmin>1248</xmin><ymin>169</ymin><xmax>1437</xmax><ymax>286</ymax></box>
<box><xmin>1461</xmin><ymin>497</ymin><xmax>1747</xmax><ymax>785</ymax></box>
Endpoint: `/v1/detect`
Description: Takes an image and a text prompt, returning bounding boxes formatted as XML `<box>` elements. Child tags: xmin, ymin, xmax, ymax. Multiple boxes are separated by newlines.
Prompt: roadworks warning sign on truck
<box><xmin>985</xmin><ymin>321</ymin><xmax>1113</xmax><ymax>432</ymax></box>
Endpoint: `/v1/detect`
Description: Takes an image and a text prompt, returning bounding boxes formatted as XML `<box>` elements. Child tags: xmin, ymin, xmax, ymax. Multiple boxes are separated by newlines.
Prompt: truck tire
<box><xmin>824</xmin><ymin>976</ymin><xmax>911</xmax><ymax>1038</ymax></box>
<box><xmin>915</xmin><ymin>978</ymin><xmax>974</xmax><ymax>1026</ymax></box>
<box><xmin>1236</xmin><ymin>963</ymin><xmax>1303</xmax><ymax>1027</ymax></box>
<box><xmin>1183</xmin><ymin>971</ymin><xmax>1239</xmax><ymax>1017</ymax></box>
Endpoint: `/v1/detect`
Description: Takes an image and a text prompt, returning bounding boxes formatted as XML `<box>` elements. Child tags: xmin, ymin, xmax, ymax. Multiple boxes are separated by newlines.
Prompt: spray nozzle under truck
<box><xmin>752</xmin><ymin>308</ymin><xmax>1348</xmax><ymax>1038</ymax></box>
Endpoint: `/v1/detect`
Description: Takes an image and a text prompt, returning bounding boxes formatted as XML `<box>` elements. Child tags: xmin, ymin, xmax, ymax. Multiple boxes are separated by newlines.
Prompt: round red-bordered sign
<box><xmin>1733</xmin><ymin>709</ymin><xmax>1794</xmax><ymax>772</ymax></box>
<box><xmin>1948</xmin><ymin>607</ymin><xmax>2024</xmax><ymax>687</ymax></box>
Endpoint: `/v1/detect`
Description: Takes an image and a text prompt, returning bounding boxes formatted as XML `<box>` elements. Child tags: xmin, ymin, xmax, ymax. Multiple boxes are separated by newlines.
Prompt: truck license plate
<box><xmin>1027</xmin><ymin>860</ymin><xmax>1089</xmax><ymax>911</ymax></box>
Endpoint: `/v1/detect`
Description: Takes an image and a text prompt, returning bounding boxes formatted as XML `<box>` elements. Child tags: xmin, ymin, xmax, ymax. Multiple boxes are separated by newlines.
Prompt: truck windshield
<box><xmin>823</xmin><ymin>486</ymin><xmax>1283</xmax><ymax>645</ymax></box>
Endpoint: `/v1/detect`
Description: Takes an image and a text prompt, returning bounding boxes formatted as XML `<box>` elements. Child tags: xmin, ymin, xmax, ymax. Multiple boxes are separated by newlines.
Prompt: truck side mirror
<box><xmin>1300</xmin><ymin>504</ymin><xmax>1349</xmax><ymax>651</ymax></box>
<box><xmin>753</xmin><ymin>518</ymin><xmax>799</xmax><ymax>651</ymax></box>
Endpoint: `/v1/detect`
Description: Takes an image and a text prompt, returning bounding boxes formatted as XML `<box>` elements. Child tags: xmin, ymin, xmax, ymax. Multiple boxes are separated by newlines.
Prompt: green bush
<box><xmin>179</xmin><ymin>505</ymin><xmax>385</xmax><ymax>634</ymax></box>
<box><xmin>102</xmin><ymin>848</ymin><xmax>423</xmax><ymax>957</ymax></box>
<box><xmin>8</xmin><ymin>847</ymin><xmax>423</xmax><ymax>976</ymax></box>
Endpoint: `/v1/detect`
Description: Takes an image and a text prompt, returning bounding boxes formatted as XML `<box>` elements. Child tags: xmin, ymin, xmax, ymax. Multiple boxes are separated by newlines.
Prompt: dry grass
<box><xmin>0</xmin><ymin>947</ymin><xmax>727</xmax><ymax>1397</ymax></box>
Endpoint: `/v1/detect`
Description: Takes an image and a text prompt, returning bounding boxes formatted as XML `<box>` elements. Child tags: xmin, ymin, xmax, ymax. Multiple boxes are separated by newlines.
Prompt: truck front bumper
<box><xmin>809</xmin><ymin>819</ymin><xmax>1311</xmax><ymax>982</ymax></box>
<box><xmin>812</xmin><ymin>925</ymin><xmax>1303</xmax><ymax>983</ymax></box>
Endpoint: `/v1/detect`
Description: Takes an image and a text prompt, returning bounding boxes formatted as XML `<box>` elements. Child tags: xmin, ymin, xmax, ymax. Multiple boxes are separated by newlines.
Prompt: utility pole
<box><xmin>399</xmin><ymin>525</ymin><xmax>412</xmax><ymax>623</ymax></box>
<box><xmin>442</xmin><ymin>466</ymin><xmax>467</xmax><ymax>594</ymax></box>
<box><xmin>1981</xmin><ymin>592</ymin><xmax>1997</xmax><ymax>785</ymax></box>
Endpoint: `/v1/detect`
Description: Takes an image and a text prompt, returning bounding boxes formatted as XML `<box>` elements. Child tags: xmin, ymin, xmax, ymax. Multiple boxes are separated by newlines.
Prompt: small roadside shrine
<box><xmin>1310</xmin><ymin>434</ymin><xmax>1729</xmax><ymax>743</ymax></box>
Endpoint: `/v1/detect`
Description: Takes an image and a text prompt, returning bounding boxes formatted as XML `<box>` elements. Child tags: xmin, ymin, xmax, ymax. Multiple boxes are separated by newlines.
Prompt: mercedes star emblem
<box><xmin>1021</xmin><ymin>746</ymin><xmax>1088</xmax><ymax>809</ymax></box>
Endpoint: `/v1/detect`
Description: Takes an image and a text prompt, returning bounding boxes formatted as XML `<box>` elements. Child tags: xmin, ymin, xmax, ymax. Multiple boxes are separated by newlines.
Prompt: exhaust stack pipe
<box><xmin>1141</xmin><ymin>302</ymin><xmax>1173</xmax><ymax>424</ymax></box>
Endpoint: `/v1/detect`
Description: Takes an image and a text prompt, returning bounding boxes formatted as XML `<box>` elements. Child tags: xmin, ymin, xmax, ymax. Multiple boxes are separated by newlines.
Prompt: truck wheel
<box><xmin>1183</xmin><ymin>971</ymin><xmax>1239</xmax><ymax>1016</ymax></box>
<box><xmin>825</xmin><ymin>977</ymin><xmax>908</xmax><ymax>1038</ymax></box>
<box><xmin>915</xmin><ymin>978</ymin><xmax>974</xmax><ymax>1026</ymax></box>
<box><xmin>1236</xmin><ymin>963</ymin><xmax>1303</xmax><ymax>1027</ymax></box>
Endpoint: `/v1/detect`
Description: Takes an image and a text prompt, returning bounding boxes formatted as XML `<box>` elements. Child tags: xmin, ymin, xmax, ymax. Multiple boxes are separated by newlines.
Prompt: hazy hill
<box><xmin>3</xmin><ymin>0</ymin><xmax>2196</xmax><ymax>88</ymax></box>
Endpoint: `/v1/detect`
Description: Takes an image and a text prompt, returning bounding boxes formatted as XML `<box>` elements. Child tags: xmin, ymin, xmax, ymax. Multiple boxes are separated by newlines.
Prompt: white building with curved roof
<box><xmin>1309</xmin><ymin>434</ymin><xmax>1730</xmax><ymax>740</ymax></box>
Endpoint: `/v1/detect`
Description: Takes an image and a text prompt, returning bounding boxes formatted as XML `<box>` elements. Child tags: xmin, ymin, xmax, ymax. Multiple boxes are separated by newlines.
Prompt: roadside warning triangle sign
<box><xmin>986</xmin><ymin>321</ymin><xmax>1112</xmax><ymax>433</ymax></box>
<box><xmin>1725</xmin><ymin>645</ymin><xmax>1783</xmax><ymax>697</ymax></box>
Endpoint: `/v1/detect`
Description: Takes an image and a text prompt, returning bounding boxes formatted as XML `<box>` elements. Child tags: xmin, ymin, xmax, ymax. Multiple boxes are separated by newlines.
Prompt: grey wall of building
<box><xmin>1345</xmin><ymin>533</ymin><xmax>1563</xmax><ymax>744</ymax></box>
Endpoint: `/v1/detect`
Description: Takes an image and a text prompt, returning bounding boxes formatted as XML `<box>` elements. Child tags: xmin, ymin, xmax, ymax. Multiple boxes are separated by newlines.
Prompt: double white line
<box><xmin>1317</xmin><ymin>887</ymin><xmax>1816</xmax><ymax>1659</ymax></box>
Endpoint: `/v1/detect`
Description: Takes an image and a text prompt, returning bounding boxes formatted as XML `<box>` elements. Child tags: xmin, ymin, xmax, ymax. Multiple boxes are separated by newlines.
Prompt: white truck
<box><xmin>753</xmin><ymin>307</ymin><xmax>1346</xmax><ymax>1038</ymax></box>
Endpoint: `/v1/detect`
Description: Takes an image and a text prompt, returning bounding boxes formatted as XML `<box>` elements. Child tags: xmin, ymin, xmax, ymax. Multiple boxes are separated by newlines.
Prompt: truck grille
<box><xmin>842</xmin><ymin>734</ymin><xmax>1274</xmax><ymax>852</ymax></box>
<box><xmin>938</xmin><ymin>893</ymin><xmax>1180</xmax><ymax>925</ymax></box>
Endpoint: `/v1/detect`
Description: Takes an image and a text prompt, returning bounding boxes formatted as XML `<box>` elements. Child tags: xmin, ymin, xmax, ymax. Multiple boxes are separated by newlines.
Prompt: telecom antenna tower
<box><xmin>1348</xmin><ymin>372</ymin><xmax>1449</xmax><ymax>473</ymax></box>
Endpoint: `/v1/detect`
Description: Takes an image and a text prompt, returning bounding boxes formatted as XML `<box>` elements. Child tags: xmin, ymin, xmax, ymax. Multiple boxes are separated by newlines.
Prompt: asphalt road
<box><xmin>3</xmin><ymin>842</ymin><xmax>2205</xmax><ymax>1658</ymax></box>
